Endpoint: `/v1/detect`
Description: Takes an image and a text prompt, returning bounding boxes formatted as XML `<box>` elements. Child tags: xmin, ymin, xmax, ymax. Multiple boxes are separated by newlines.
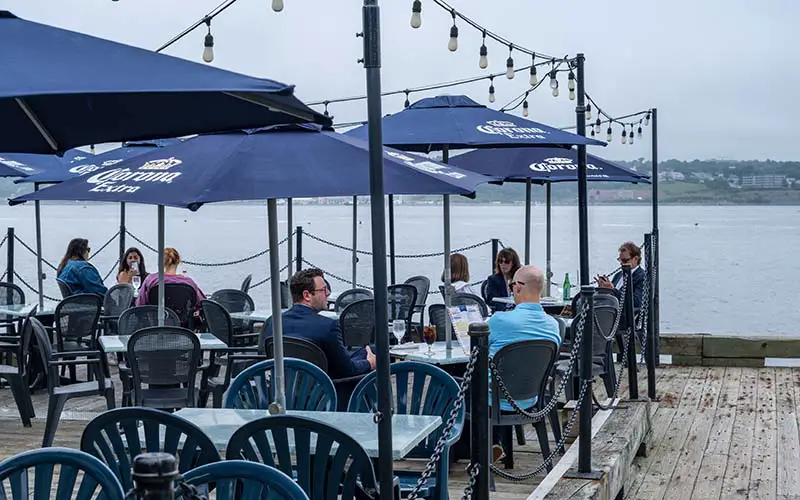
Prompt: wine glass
<box><xmin>423</xmin><ymin>325</ymin><xmax>437</xmax><ymax>356</ymax></box>
<box><xmin>392</xmin><ymin>319</ymin><xmax>406</xmax><ymax>345</ymax></box>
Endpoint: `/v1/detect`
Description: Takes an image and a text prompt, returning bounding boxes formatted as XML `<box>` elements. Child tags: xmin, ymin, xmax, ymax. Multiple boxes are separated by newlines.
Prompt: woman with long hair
<box><xmin>135</xmin><ymin>247</ymin><xmax>205</xmax><ymax>308</ymax></box>
<box><xmin>56</xmin><ymin>238</ymin><xmax>108</xmax><ymax>296</ymax></box>
<box><xmin>442</xmin><ymin>253</ymin><xmax>476</xmax><ymax>295</ymax></box>
<box><xmin>117</xmin><ymin>247</ymin><xmax>148</xmax><ymax>284</ymax></box>
<box><xmin>484</xmin><ymin>247</ymin><xmax>521</xmax><ymax>311</ymax></box>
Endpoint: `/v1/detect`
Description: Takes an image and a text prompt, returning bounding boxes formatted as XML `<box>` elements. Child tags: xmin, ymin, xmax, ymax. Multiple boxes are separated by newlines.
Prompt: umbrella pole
<box><xmin>545</xmin><ymin>181</ymin><xmax>552</xmax><ymax>297</ymax></box>
<box><xmin>352</xmin><ymin>196</ymin><xmax>358</xmax><ymax>289</ymax></box>
<box><xmin>362</xmin><ymin>1</ymin><xmax>394</xmax><ymax>495</ymax></box>
<box><xmin>524</xmin><ymin>178</ymin><xmax>532</xmax><ymax>265</ymax></box>
<box><xmin>267</xmin><ymin>199</ymin><xmax>286</xmax><ymax>412</ymax></box>
<box><xmin>651</xmin><ymin>108</ymin><xmax>660</xmax><ymax>363</ymax></box>
<box><xmin>287</xmin><ymin>198</ymin><xmax>293</xmax><ymax>281</ymax></box>
<box><xmin>157</xmin><ymin>205</ymin><xmax>165</xmax><ymax>326</ymax></box>
<box><xmin>442</xmin><ymin>146</ymin><xmax>452</xmax><ymax>352</ymax></box>
<box><xmin>119</xmin><ymin>202</ymin><xmax>126</xmax><ymax>263</ymax></box>
<box><xmin>33</xmin><ymin>183</ymin><xmax>44</xmax><ymax>309</ymax></box>
<box><xmin>388</xmin><ymin>194</ymin><xmax>396</xmax><ymax>285</ymax></box>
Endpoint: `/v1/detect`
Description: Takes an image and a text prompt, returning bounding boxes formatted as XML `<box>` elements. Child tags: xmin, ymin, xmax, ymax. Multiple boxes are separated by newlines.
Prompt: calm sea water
<box><xmin>0</xmin><ymin>202</ymin><xmax>795</xmax><ymax>336</ymax></box>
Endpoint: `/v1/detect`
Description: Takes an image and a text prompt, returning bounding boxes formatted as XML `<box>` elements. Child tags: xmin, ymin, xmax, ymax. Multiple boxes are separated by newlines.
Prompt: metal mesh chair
<box><xmin>146</xmin><ymin>282</ymin><xmax>198</xmax><ymax>330</ymax></box>
<box><xmin>426</xmin><ymin>304</ymin><xmax>457</xmax><ymax>341</ymax></box>
<box><xmin>279</xmin><ymin>280</ymin><xmax>292</xmax><ymax>309</ymax></box>
<box><xmin>126</xmin><ymin>326</ymin><xmax>201</xmax><ymax>409</ymax></box>
<box><xmin>387</xmin><ymin>284</ymin><xmax>417</xmax><ymax>342</ymax></box>
<box><xmin>338</xmin><ymin>298</ymin><xmax>375</xmax><ymax>349</ymax></box>
<box><xmin>404</xmin><ymin>276</ymin><xmax>430</xmax><ymax>339</ymax></box>
<box><xmin>452</xmin><ymin>293</ymin><xmax>489</xmax><ymax>318</ymax></box>
<box><xmin>209</xmin><ymin>288</ymin><xmax>255</xmax><ymax>340</ymax></box>
<box><xmin>102</xmin><ymin>284</ymin><xmax>135</xmax><ymax>335</ymax></box>
<box><xmin>240</xmin><ymin>274</ymin><xmax>253</xmax><ymax>294</ymax></box>
<box><xmin>54</xmin><ymin>293</ymin><xmax>103</xmax><ymax>383</ymax></box>
<box><xmin>334</xmin><ymin>288</ymin><xmax>373</xmax><ymax>314</ymax></box>
<box><xmin>0</xmin><ymin>311</ymin><xmax>33</xmax><ymax>427</ymax></box>
<box><xmin>263</xmin><ymin>336</ymin><xmax>328</xmax><ymax>372</ymax></box>
<box><xmin>0</xmin><ymin>282</ymin><xmax>25</xmax><ymax>333</ymax></box>
<box><xmin>56</xmin><ymin>278</ymin><xmax>73</xmax><ymax>299</ymax></box>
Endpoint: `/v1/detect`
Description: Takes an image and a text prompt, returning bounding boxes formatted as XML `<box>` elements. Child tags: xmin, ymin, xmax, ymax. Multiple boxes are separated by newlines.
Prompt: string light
<box><xmin>594</xmin><ymin>118</ymin><xmax>601</xmax><ymax>135</ymax></box>
<box><xmin>621</xmin><ymin>127</ymin><xmax>627</xmax><ymax>145</ymax></box>
<box><xmin>549</xmin><ymin>67</ymin><xmax>559</xmax><ymax>98</ymax></box>
<box><xmin>590</xmin><ymin>127</ymin><xmax>595</xmax><ymax>137</ymax></box>
<box><xmin>410</xmin><ymin>0</ymin><xmax>422</xmax><ymax>28</ymax></box>
<box><xmin>488</xmin><ymin>76</ymin><xmax>496</xmax><ymax>103</ymax></box>
<box><xmin>637</xmin><ymin>122</ymin><xmax>643</xmax><ymax>139</ymax></box>
<box><xmin>404</xmin><ymin>91</ymin><xmax>410</xmax><ymax>108</ymax></box>
<box><xmin>202</xmin><ymin>18</ymin><xmax>214</xmax><ymax>63</ymax></box>
<box><xmin>271</xmin><ymin>0</ymin><xmax>284</xmax><ymax>12</ymax></box>
<box><xmin>529</xmin><ymin>56</ymin><xmax>537</xmax><ymax>86</ymax></box>
<box><xmin>447</xmin><ymin>10</ymin><xmax>458</xmax><ymax>51</ymax></box>
<box><xmin>506</xmin><ymin>45</ymin><xmax>515</xmax><ymax>79</ymax></box>
<box><xmin>478</xmin><ymin>31</ymin><xmax>489</xmax><ymax>69</ymax></box>
<box><xmin>645</xmin><ymin>112</ymin><xmax>651</xmax><ymax>126</ymax></box>
<box><xmin>586</xmin><ymin>103</ymin><xmax>592</xmax><ymax>121</ymax></box>
<box><xmin>606</xmin><ymin>125</ymin><xmax>613</xmax><ymax>142</ymax></box>
<box><xmin>629</xmin><ymin>125</ymin><xmax>634</xmax><ymax>145</ymax></box>
<box><xmin>323</xmin><ymin>102</ymin><xmax>330</xmax><ymax>117</ymax></box>
<box><xmin>522</xmin><ymin>94</ymin><xmax>529</xmax><ymax>117</ymax></box>
<box><xmin>567</xmin><ymin>70</ymin><xmax>576</xmax><ymax>101</ymax></box>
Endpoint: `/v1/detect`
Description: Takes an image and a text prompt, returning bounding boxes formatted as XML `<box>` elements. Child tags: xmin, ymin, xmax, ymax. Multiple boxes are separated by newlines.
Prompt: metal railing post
<box><xmin>295</xmin><ymin>226</ymin><xmax>303</xmax><ymax>273</ymax></box>
<box><xmin>6</xmin><ymin>227</ymin><xmax>13</xmax><ymax>283</ymax></box>
<box><xmin>469</xmin><ymin>322</ymin><xmax>490</xmax><ymax>500</ymax></box>
<box><xmin>623</xmin><ymin>266</ymin><xmax>638</xmax><ymax>399</ymax></box>
<box><xmin>131</xmin><ymin>452</ymin><xmax>178</xmax><ymax>499</ymax></box>
<box><xmin>645</xmin><ymin>233</ymin><xmax>657</xmax><ymax>399</ymax></box>
<box><xmin>578</xmin><ymin>285</ymin><xmax>595</xmax><ymax>473</ymax></box>
<box><xmin>491</xmin><ymin>238</ymin><xmax>499</xmax><ymax>275</ymax></box>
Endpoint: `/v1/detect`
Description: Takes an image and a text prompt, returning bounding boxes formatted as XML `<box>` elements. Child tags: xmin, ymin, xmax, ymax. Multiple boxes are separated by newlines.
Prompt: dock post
<box><xmin>295</xmin><ymin>226</ymin><xmax>303</xmax><ymax>273</ymax></box>
<box><xmin>5</xmin><ymin>227</ymin><xmax>13</xmax><ymax>284</ymax></box>
<box><xmin>623</xmin><ymin>265</ymin><xmax>638</xmax><ymax>399</ymax></box>
<box><xmin>578</xmin><ymin>285</ymin><xmax>595</xmax><ymax>473</ymax></box>
<box><xmin>469</xmin><ymin>322</ymin><xmax>490</xmax><ymax>500</ymax></box>
<box><xmin>491</xmin><ymin>238</ymin><xmax>499</xmax><ymax>275</ymax></box>
<box><xmin>645</xmin><ymin>233</ymin><xmax>657</xmax><ymax>399</ymax></box>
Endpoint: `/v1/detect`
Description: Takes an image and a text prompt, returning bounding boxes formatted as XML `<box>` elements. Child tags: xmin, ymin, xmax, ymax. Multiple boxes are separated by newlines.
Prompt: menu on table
<box><xmin>447</xmin><ymin>304</ymin><xmax>485</xmax><ymax>354</ymax></box>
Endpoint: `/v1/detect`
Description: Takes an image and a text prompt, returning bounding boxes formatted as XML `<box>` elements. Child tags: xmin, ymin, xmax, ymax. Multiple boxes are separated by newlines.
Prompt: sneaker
<box><xmin>492</xmin><ymin>444</ymin><xmax>506</xmax><ymax>463</ymax></box>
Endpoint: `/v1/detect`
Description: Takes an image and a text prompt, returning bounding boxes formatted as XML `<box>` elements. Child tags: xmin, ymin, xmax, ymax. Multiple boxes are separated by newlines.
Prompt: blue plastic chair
<box><xmin>181</xmin><ymin>461</ymin><xmax>309</xmax><ymax>500</ymax></box>
<box><xmin>348</xmin><ymin>361</ymin><xmax>463</xmax><ymax>500</ymax></box>
<box><xmin>0</xmin><ymin>447</ymin><xmax>124</xmax><ymax>500</ymax></box>
<box><xmin>80</xmin><ymin>407</ymin><xmax>221</xmax><ymax>492</ymax></box>
<box><xmin>225</xmin><ymin>415</ymin><xmax>381</xmax><ymax>500</ymax></box>
<box><xmin>224</xmin><ymin>358</ymin><xmax>337</xmax><ymax>411</ymax></box>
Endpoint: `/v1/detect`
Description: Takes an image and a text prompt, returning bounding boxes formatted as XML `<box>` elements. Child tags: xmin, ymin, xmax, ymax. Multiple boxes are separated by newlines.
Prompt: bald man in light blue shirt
<box><xmin>487</xmin><ymin>265</ymin><xmax>561</xmax><ymax>411</ymax></box>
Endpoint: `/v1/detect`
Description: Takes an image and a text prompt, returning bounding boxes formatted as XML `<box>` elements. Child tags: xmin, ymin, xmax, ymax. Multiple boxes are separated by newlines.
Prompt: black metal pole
<box><xmin>650</xmin><ymin>108</ymin><xmax>660</xmax><ymax>365</ymax></box>
<box><xmin>295</xmin><ymin>226</ymin><xmax>303</xmax><ymax>273</ymax></box>
<box><xmin>546</xmin><ymin>181</ymin><xmax>552</xmax><ymax>297</ymax></box>
<box><xmin>131</xmin><ymin>452</ymin><xmax>178</xmax><ymax>500</ymax></box>
<box><xmin>119</xmin><ymin>202</ymin><xmax>127</xmax><ymax>263</ymax></box>
<box><xmin>388</xmin><ymin>194</ymin><xmax>396</xmax><ymax>285</ymax></box>
<box><xmin>575</xmin><ymin>53</ymin><xmax>595</xmax><ymax>474</ymax></box>
<box><xmin>623</xmin><ymin>265</ymin><xmax>638</xmax><ymax>399</ymax></box>
<box><xmin>491</xmin><ymin>238</ymin><xmax>499</xmax><ymax>275</ymax></box>
<box><xmin>469</xmin><ymin>322</ymin><xmax>490</xmax><ymax>500</ymax></box>
<box><xmin>6</xmin><ymin>227</ymin><xmax>14</xmax><ymax>284</ymax></box>
<box><xmin>361</xmin><ymin>2</ymin><xmax>394</xmax><ymax>496</ymax></box>
<box><xmin>645</xmin><ymin>233</ymin><xmax>657</xmax><ymax>399</ymax></box>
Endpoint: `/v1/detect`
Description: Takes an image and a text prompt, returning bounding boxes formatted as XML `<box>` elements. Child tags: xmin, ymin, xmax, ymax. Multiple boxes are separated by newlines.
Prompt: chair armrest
<box><xmin>99</xmin><ymin>315</ymin><xmax>119</xmax><ymax>321</ymax></box>
<box><xmin>333</xmin><ymin>373</ymin><xmax>367</xmax><ymax>386</ymax></box>
<box><xmin>52</xmin><ymin>350</ymin><xmax>104</xmax><ymax>359</ymax></box>
<box><xmin>51</xmin><ymin>358</ymin><xmax>102</xmax><ymax>368</ymax></box>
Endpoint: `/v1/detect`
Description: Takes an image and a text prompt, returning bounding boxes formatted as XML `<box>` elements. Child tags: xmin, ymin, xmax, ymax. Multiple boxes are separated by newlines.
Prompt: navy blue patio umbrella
<box><xmin>346</xmin><ymin>95</ymin><xmax>606</xmax><ymax>350</ymax></box>
<box><xmin>0</xmin><ymin>10</ymin><xmax>329</xmax><ymax>155</ymax></box>
<box><xmin>449</xmin><ymin>146</ymin><xmax>650</xmax><ymax>294</ymax></box>
<box><xmin>12</xmin><ymin>123</ymin><xmax>497</xmax><ymax>409</ymax></box>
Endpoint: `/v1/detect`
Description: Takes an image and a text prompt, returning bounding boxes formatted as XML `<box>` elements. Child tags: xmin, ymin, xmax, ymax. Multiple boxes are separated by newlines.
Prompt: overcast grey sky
<box><xmin>8</xmin><ymin>0</ymin><xmax>800</xmax><ymax>161</ymax></box>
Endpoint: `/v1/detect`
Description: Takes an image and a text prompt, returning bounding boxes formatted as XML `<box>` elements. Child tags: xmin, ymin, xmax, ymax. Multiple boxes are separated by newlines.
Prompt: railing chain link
<box><xmin>302</xmin><ymin>258</ymin><xmax>374</xmax><ymax>290</ymax></box>
<box><xmin>87</xmin><ymin>231</ymin><xmax>120</xmax><ymax>261</ymax></box>
<box><xmin>13</xmin><ymin>235</ymin><xmax>57</xmax><ymax>272</ymax></box>
<box><xmin>303</xmin><ymin>231</ymin><xmax>493</xmax><ymax>259</ymax></box>
<box><xmin>249</xmin><ymin>259</ymin><xmax>295</xmax><ymax>290</ymax></box>
<box><xmin>460</xmin><ymin>463</ymin><xmax>480</xmax><ymax>500</ymax></box>
<box><xmin>13</xmin><ymin>272</ymin><xmax>58</xmax><ymax>302</ymax></box>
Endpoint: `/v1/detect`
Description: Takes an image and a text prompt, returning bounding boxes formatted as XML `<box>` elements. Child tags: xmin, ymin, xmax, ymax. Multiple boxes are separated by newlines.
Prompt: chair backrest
<box><xmin>452</xmin><ymin>293</ymin><xmax>489</xmax><ymax>318</ymax></box>
<box><xmin>338</xmin><ymin>298</ymin><xmax>375</xmax><ymax>349</ymax></box>
<box><xmin>240</xmin><ymin>274</ymin><xmax>253</xmax><ymax>294</ymax></box>
<box><xmin>279</xmin><ymin>280</ymin><xmax>292</xmax><ymax>309</ymax></box>
<box><xmin>56</xmin><ymin>278</ymin><xmax>72</xmax><ymax>299</ymax></box>
<box><xmin>146</xmin><ymin>283</ymin><xmax>198</xmax><ymax>330</ymax></box>
<box><xmin>224</xmin><ymin>358</ymin><xmax>337</xmax><ymax>411</ymax></box>
<box><xmin>26</xmin><ymin>317</ymin><xmax>57</xmax><ymax>389</ymax></box>
<box><xmin>209</xmin><ymin>289</ymin><xmax>254</xmax><ymax>314</ymax></box>
<box><xmin>480</xmin><ymin>280</ymin><xmax>490</xmax><ymax>302</ymax></box>
<box><xmin>348</xmin><ymin>361</ymin><xmax>464</xmax><ymax>458</ymax></box>
<box><xmin>0</xmin><ymin>282</ymin><xmax>25</xmax><ymax>325</ymax></box>
<box><xmin>103</xmin><ymin>284</ymin><xmax>135</xmax><ymax>318</ymax></box>
<box><xmin>182</xmin><ymin>461</ymin><xmax>309</xmax><ymax>500</ymax></box>
<box><xmin>200</xmin><ymin>299</ymin><xmax>233</xmax><ymax>345</ymax></box>
<box><xmin>387</xmin><ymin>284</ymin><xmax>417</xmax><ymax>324</ymax></box>
<box><xmin>403</xmin><ymin>275</ymin><xmax>430</xmax><ymax>306</ymax></box>
<box><xmin>334</xmin><ymin>288</ymin><xmax>373</xmax><ymax>314</ymax></box>
<box><xmin>490</xmin><ymin>339</ymin><xmax>557</xmax><ymax>416</ymax></box>
<box><xmin>127</xmin><ymin>326</ymin><xmax>201</xmax><ymax>406</ymax></box>
<box><xmin>80</xmin><ymin>407</ymin><xmax>220</xmax><ymax>492</ymax></box>
<box><xmin>573</xmin><ymin>291</ymin><xmax>620</xmax><ymax>357</ymax></box>
<box><xmin>427</xmin><ymin>304</ymin><xmax>456</xmax><ymax>341</ymax></box>
<box><xmin>225</xmin><ymin>415</ymin><xmax>378</xmax><ymax>500</ymax></box>
<box><xmin>117</xmin><ymin>306</ymin><xmax>180</xmax><ymax>337</ymax></box>
<box><xmin>0</xmin><ymin>447</ymin><xmax>124</xmax><ymax>500</ymax></box>
<box><xmin>55</xmin><ymin>293</ymin><xmax>103</xmax><ymax>347</ymax></box>
<box><xmin>263</xmin><ymin>336</ymin><xmax>328</xmax><ymax>372</ymax></box>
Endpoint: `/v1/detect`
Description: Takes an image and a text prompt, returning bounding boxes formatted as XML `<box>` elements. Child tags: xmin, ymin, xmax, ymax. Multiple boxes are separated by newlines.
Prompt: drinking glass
<box><xmin>392</xmin><ymin>319</ymin><xmax>406</xmax><ymax>345</ymax></box>
<box><xmin>423</xmin><ymin>325</ymin><xmax>437</xmax><ymax>356</ymax></box>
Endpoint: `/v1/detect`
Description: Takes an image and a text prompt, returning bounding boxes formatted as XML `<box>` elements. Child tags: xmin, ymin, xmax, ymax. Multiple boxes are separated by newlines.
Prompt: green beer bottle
<box><xmin>562</xmin><ymin>273</ymin><xmax>571</xmax><ymax>302</ymax></box>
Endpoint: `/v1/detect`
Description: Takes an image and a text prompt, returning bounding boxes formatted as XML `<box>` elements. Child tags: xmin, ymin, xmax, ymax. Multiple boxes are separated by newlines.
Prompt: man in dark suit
<box><xmin>263</xmin><ymin>268</ymin><xmax>376</xmax><ymax>379</ymax></box>
<box><xmin>597</xmin><ymin>241</ymin><xmax>645</xmax><ymax>335</ymax></box>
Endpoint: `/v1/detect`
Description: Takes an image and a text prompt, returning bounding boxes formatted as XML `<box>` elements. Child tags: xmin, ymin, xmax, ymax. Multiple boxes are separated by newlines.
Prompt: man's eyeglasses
<box><xmin>310</xmin><ymin>287</ymin><xmax>330</xmax><ymax>295</ymax></box>
<box><xmin>617</xmin><ymin>256</ymin><xmax>631</xmax><ymax>263</ymax></box>
<box><xmin>508</xmin><ymin>280</ymin><xmax>525</xmax><ymax>291</ymax></box>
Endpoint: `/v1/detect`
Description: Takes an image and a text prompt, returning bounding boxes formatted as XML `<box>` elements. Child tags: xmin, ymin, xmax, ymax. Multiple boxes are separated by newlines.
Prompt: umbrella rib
<box><xmin>15</xmin><ymin>98</ymin><xmax>59</xmax><ymax>152</ymax></box>
<box><xmin>223</xmin><ymin>92</ymin><xmax>315</xmax><ymax>122</ymax></box>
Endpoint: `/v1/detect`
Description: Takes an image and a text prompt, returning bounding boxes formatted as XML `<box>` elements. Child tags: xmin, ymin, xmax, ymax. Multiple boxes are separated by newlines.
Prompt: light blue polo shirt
<box><xmin>487</xmin><ymin>302</ymin><xmax>561</xmax><ymax>411</ymax></box>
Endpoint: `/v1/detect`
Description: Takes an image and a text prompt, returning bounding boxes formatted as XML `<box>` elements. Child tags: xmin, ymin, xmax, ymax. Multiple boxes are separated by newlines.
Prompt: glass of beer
<box><xmin>423</xmin><ymin>325</ymin><xmax>437</xmax><ymax>356</ymax></box>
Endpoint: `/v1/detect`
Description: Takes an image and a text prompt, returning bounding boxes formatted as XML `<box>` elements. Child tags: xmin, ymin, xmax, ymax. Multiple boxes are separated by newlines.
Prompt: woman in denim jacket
<box><xmin>56</xmin><ymin>238</ymin><xmax>108</xmax><ymax>297</ymax></box>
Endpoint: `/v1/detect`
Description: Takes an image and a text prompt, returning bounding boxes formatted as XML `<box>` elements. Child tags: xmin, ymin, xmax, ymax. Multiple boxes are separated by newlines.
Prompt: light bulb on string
<box><xmin>586</xmin><ymin>103</ymin><xmax>592</xmax><ymax>121</ymax></box>
<box><xmin>621</xmin><ymin>128</ymin><xmax>627</xmax><ymax>145</ymax></box>
<box><xmin>629</xmin><ymin>128</ymin><xmax>634</xmax><ymax>145</ymax></box>
<box><xmin>478</xmin><ymin>32</ymin><xmax>488</xmax><ymax>69</ymax></box>
<box><xmin>410</xmin><ymin>0</ymin><xmax>422</xmax><ymax>28</ymax></box>
<box><xmin>202</xmin><ymin>19</ymin><xmax>214</xmax><ymax>63</ymax></box>
<box><xmin>522</xmin><ymin>96</ymin><xmax>529</xmax><ymax>117</ymax></box>
<box><xmin>551</xmin><ymin>81</ymin><xmax>559</xmax><ymax>98</ymax></box>
<box><xmin>506</xmin><ymin>45</ymin><xmax>515</xmax><ymax>79</ymax></box>
<box><xmin>447</xmin><ymin>11</ymin><xmax>458</xmax><ymax>51</ymax></box>
<box><xmin>637</xmin><ymin>123</ymin><xmax>643</xmax><ymax>139</ymax></box>
<box><xmin>645</xmin><ymin>112</ymin><xmax>650</xmax><ymax>126</ymax></box>
<box><xmin>529</xmin><ymin>58</ymin><xmax>538</xmax><ymax>86</ymax></box>
<box><xmin>404</xmin><ymin>91</ymin><xmax>410</xmax><ymax>108</ymax></box>
<box><xmin>549</xmin><ymin>69</ymin><xmax>558</xmax><ymax>89</ymax></box>
<box><xmin>590</xmin><ymin>127</ymin><xmax>595</xmax><ymax>137</ymax></box>
<box><xmin>594</xmin><ymin>118</ymin><xmax>601</xmax><ymax>135</ymax></box>
<box><xmin>568</xmin><ymin>71</ymin><xmax>576</xmax><ymax>92</ymax></box>
<box><xmin>606</xmin><ymin>126</ymin><xmax>613</xmax><ymax>142</ymax></box>
<box><xmin>488</xmin><ymin>77</ymin><xmax>496</xmax><ymax>103</ymax></box>
<box><xmin>569</xmin><ymin>88</ymin><xmax>575</xmax><ymax>101</ymax></box>
<box><xmin>271</xmin><ymin>0</ymin><xmax>284</xmax><ymax>12</ymax></box>
<box><xmin>323</xmin><ymin>102</ymin><xmax>330</xmax><ymax>118</ymax></box>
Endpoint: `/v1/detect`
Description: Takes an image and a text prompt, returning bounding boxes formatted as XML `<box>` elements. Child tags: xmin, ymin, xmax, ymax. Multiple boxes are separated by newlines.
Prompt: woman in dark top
<box><xmin>117</xmin><ymin>247</ymin><xmax>148</xmax><ymax>285</ymax></box>
<box><xmin>484</xmin><ymin>248</ymin><xmax>521</xmax><ymax>311</ymax></box>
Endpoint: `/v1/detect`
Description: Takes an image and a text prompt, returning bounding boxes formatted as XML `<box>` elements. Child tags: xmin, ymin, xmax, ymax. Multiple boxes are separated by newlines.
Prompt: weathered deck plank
<box><xmin>720</xmin><ymin>368</ymin><xmax>759</xmax><ymax>498</ymax></box>
<box><xmin>775</xmin><ymin>368</ymin><xmax>800</xmax><ymax>498</ymax></box>
<box><xmin>748</xmin><ymin>368</ymin><xmax>777</xmax><ymax>500</ymax></box>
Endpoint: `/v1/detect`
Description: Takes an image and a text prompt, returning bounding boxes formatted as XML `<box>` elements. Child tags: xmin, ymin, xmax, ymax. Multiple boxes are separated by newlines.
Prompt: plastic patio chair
<box><xmin>53</xmin><ymin>293</ymin><xmax>103</xmax><ymax>382</ymax></box>
<box><xmin>146</xmin><ymin>283</ymin><xmax>198</xmax><ymax>330</ymax></box>
<box><xmin>224</xmin><ymin>358</ymin><xmax>337</xmax><ymax>411</ymax></box>
<box><xmin>102</xmin><ymin>283</ymin><xmax>135</xmax><ymax>335</ymax></box>
<box><xmin>181</xmin><ymin>461</ymin><xmax>309</xmax><ymax>500</ymax></box>
<box><xmin>80</xmin><ymin>407</ymin><xmax>220</xmax><ymax>492</ymax></box>
<box><xmin>333</xmin><ymin>288</ymin><xmax>373</xmax><ymax>314</ymax></box>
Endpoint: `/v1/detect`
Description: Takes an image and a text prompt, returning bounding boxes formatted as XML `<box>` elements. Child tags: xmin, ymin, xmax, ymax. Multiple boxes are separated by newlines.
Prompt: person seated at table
<box><xmin>136</xmin><ymin>247</ymin><xmax>205</xmax><ymax>308</ymax></box>
<box><xmin>443</xmin><ymin>253</ymin><xmax>476</xmax><ymax>295</ymax></box>
<box><xmin>486</xmin><ymin>265</ymin><xmax>561</xmax><ymax>462</ymax></box>
<box><xmin>116</xmin><ymin>247</ymin><xmax>148</xmax><ymax>284</ymax></box>
<box><xmin>262</xmin><ymin>268</ymin><xmax>376</xmax><ymax>379</ymax></box>
<box><xmin>484</xmin><ymin>248</ymin><xmax>521</xmax><ymax>312</ymax></box>
<box><xmin>56</xmin><ymin>238</ymin><xmax>108</xmax><ymax>296</ymax></box>
<box><xmin>596</xmin><ymin>241</ymin><xmax>645</xmax><ymax>309</ymax></box>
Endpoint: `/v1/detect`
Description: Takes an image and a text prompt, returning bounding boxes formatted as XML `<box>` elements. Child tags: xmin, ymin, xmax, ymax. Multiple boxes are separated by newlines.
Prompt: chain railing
<box><xmin>302</xmin><ymin>258</ymin><xmax>374</xmax><ymax>290</ymax></box>
<box><xmin>13</xmin><ymin>271</ymin><xmax>59</xmax><ymax>302</ymax></box>
<box><xmin>303</xmin><ymin>231</ymin><xmax>495</xmax><ymax>259</ymax></box>
<box><xmin>13</xmin><ymin>235</ymin><xmax>57</xmax><ymax>271</ymax></box>
<box><xmin>407</xmin><ymin>346</ymin><xmax>479</xmax><ymax>500</ymax></box>
<box><xmin>248</xmin><ymin>260</ymin><xmax>296</xmax><ymax>289</ymax></box>
<box><xmin>126</xmin><ymin>230</ymin><xmax>294</xmax><ymax>267</ymax></box>
<box><xmin>0</xmin><ymin>232</ymin><xmax>8</xmax><ymax>252</ymax></box>
<box><xmin>104</xmin><ymin>259</ymin><xmax>121</xmax><ymax>282</ymax></box>
<box><xmin>87</xmin><ymin>231</ymin><xmax>120</xmax><ymax>261</ymax></box>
